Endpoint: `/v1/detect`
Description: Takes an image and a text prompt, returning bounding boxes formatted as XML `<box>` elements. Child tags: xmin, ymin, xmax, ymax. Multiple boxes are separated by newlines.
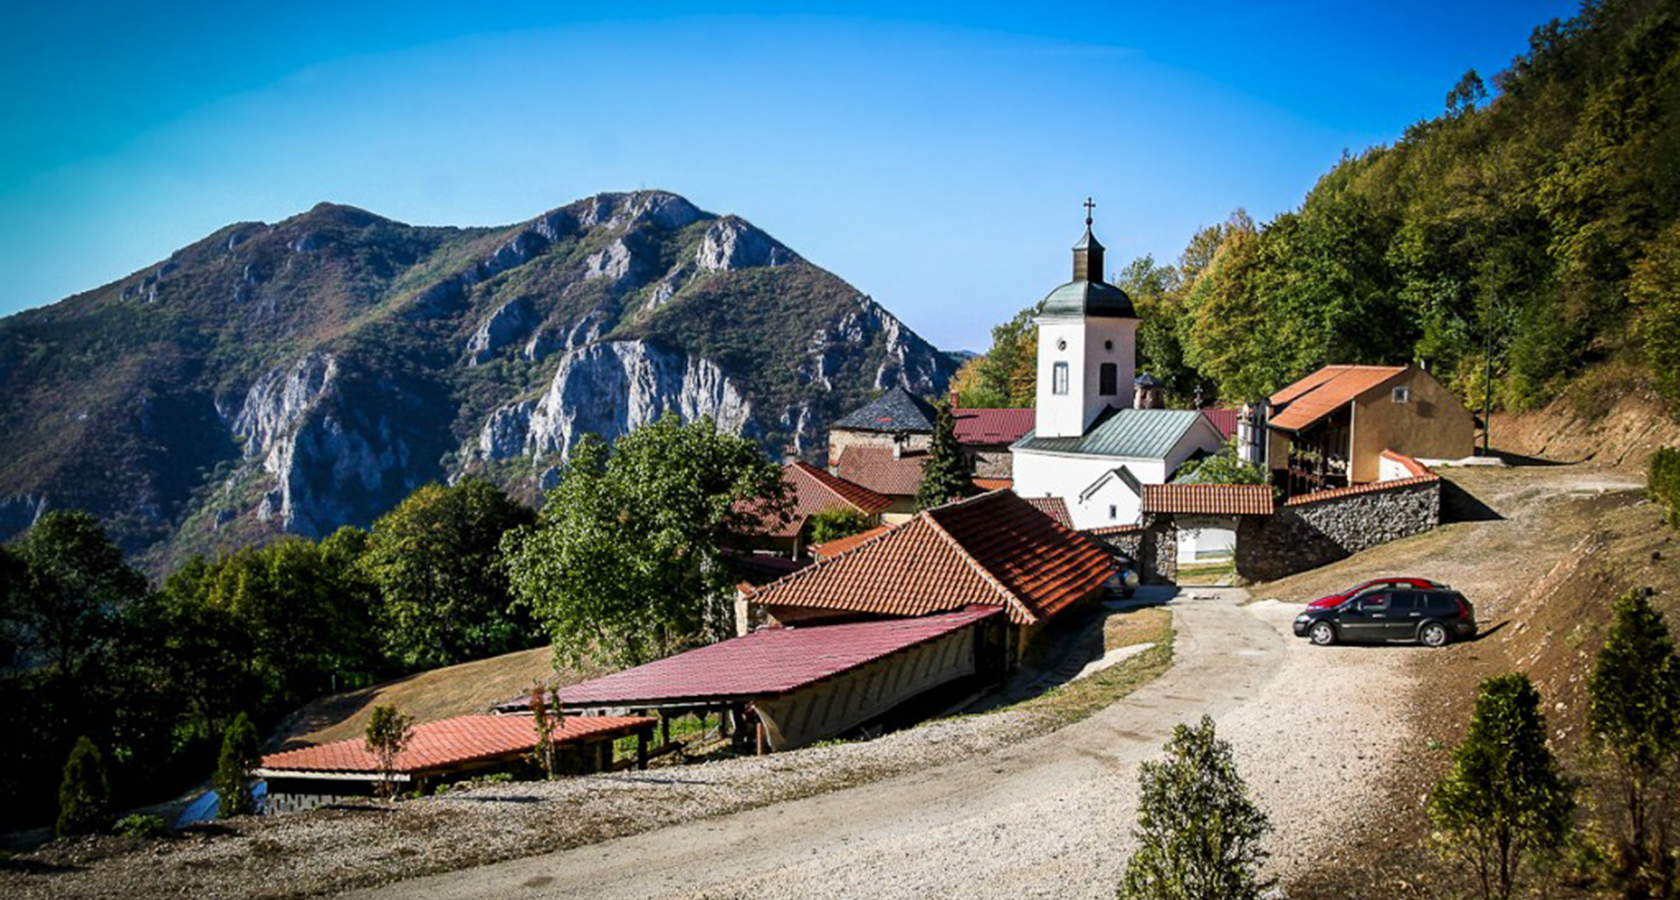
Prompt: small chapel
<box><xmin>1010</xmin><ymin>202</ymin><xmax>1224</xmax><ymax>530</ymax></box>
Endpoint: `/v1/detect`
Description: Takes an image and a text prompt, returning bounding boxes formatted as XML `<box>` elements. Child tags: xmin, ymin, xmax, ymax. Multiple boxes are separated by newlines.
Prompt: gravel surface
<box><xmin>329</xmin><ymin>589</ymin><xmax>1413</xmax><ymax>900</ymax></box>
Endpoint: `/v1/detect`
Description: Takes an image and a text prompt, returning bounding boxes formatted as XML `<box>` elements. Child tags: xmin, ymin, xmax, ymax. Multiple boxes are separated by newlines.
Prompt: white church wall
<box><xmin>1012</xmin><ymin>450</ymin><xmax>1166</xmax><ymax>530</ymax></box>
<box><xmin>1034</xmin><ymin>317</ymin><xmax>1137</xmax><ymax>439</ymax></box>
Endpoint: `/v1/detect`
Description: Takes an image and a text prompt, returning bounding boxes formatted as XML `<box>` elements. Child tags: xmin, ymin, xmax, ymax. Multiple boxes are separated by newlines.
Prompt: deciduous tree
<box><xmin>364</xmin><ymin>706</ymin><xmax>414</xmax><ymax>800</ymax></box>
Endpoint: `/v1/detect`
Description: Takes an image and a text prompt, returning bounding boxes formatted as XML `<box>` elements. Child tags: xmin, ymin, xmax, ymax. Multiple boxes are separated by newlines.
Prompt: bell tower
<box><xmin>1033</xmin><ymin>198</ymin><xmax>1139</xmax><ymax>439</ymax></box>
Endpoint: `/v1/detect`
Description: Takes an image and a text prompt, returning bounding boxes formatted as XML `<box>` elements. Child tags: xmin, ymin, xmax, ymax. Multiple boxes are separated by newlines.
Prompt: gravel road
<box><xmin>340</xmin><ymin>587</ymin><xmax>1417</xmax><ymax>900</ymax></box>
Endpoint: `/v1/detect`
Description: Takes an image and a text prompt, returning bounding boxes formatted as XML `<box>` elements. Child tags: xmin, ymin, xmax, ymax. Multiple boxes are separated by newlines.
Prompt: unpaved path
<box><xmin>342</xmin><ymin>587</ymin><xmax>1414</xmax><ymax>900</ymax></box>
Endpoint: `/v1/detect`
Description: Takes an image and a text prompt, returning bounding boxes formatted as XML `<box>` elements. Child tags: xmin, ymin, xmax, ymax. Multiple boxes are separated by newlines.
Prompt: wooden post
<box><xmin>755</xmin><ymin>719</ymin><xmax>767</xmax><ymax>756</ymax></box>
<box><xmin>660</xmin><ymin>713</ymin><xmax>670</xmax><ymax>747</ymax></box>
<box><xmin>636</xmin><ymin>728</ymin><xmax>649</xmax><ymax>770</ymax></box>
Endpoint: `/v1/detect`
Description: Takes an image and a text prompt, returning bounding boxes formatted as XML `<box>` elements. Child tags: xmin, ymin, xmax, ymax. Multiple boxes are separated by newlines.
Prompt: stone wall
<box><xmin>1090</xmin><ymin>522</ymin><xmax>1176</xmax><ymax>584</ymax></box>
<box><xmin>825</xmin><ymin>428</ymin><xmax>930</xmax><ymax>468</ymax></box>
<box><xmin>1235</xmin><ymin>478</ymin><xmax>1442</xmax><ymax>583</ymax></box>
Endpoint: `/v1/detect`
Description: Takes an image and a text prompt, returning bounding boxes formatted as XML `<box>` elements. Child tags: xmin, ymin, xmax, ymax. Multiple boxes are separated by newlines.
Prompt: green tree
<box><xmin>530</xmin><ymin>684</ymin><xmax>562</xmax><ymax>779</ymax></box>
<box><xmin>364</xmin><ymin>705</ymin><xmax>414</xmax><ymax>800</ymax></box>
<box><xmin>1118</xmin><ymin>715</ymin><xmax>1272</xmax><ymax>900</ymax></box>
<box><xmin>214</xmin><ymin>713</ymin><xmax>261</xmax><ymax>818</ymax></box>
<box><xmin>916</xmin><ymin>402</ymin><xmax>977</xmax><ymax>511</ymax></box>
<box><xmin>1430</xmin><ymin>673</ymin><xmax>1575</xmax><ymax>900</ymax></box>
<box><xmin>503</xmin><ymin>414</ymin><xmax>788</xmax><ymax>667</ymax></box>
<box><xmin>1587</xmin><ymin>589</ymin><xmax>1680</xmax><ymax>898</ymax></box>
<box><xmin>1651</xmin><ymin>447</ymin><xmax>1680</xmax><ymax>529</ymax></box>
<box><xmin>56</xmin><ymin>736</ymin><xmax>110</xmax><ymax>837</ymax></box>
<box><xmin>361</xmin><ymin>479</ymin><xmax>537</xmax><ymax>670</ymax></box>
<box><xmin>1176</xmin><ymin>439</ymin><xmax>1269</xmax><ymax>486</ymax></box>
<box><xmin>807</xmin><ymin>507</ymin><xmax>873</xmax><ymax>545</ymax></box>
<box><xmin>1631</xmin><ymin>222</ymin><xmax>1680</xmax><ymax>405</ymax></box>
<box><xmin>10</xmin><ymin>511</ymin><xmax>146</xmax><ymax>678</ymax></box>
<box><xmin>956</xmin><ymin>304</ymin><xmax>1041</xmax><ymax>408</ymax></box>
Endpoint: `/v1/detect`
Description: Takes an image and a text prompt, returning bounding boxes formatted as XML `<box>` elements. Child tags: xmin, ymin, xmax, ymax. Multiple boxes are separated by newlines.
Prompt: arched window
<box><xmin>1099</xmin><ymin>362</ymin><xmax>1118</xmax><ymax>396</ymax></box>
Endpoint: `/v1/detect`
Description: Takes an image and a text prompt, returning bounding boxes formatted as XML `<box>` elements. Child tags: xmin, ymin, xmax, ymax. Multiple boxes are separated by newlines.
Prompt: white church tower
<box><xmin>1034</xmin><ymin>199</ymin><xmax>1139</xmax><ymax>437</ymax></box>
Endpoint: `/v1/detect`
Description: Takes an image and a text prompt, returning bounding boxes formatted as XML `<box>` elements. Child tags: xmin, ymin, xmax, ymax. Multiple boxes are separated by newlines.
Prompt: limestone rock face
<box><xmin>479</xmin><ymin>339</ymin><xmax>753</xmax><ymax>462</ymax></box>
<box><xmin>465</xmin><ymin>298</ymin><xmax>537</xmax><ymax>365</ymax></box>
<box><xmin>696</xmin><ymin>217</ymin><xmax>795</xmax><ymax>272</ymax></box>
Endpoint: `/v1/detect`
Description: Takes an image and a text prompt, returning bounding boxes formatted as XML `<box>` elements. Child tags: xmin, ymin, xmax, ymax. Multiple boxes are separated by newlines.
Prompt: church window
<box><xmin>1392</xmin><ymin>386</ymin><xmax>1410</xmax><ymax>403</ymax></box>
<box><xmin>1052</xmin><ymin>362</ymin><xmax>1070</xmax><ymax>395</ymax></box>
<box><xmin>1109</xmin><ymin>505</ymin><xmax>1117</xmax><ymax>520</ymax></box>
<box><xmin>1099</xmin><ymin>362</ymin><xmax>1118</xmax><ymax>396</ymax></box>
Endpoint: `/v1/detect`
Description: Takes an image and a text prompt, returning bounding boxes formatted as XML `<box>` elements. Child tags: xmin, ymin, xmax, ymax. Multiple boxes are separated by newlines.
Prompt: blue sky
<box><xmin>0</xmin><ymin>1</ymin><xmax>1578</xmax><ymax>350</ymax></box>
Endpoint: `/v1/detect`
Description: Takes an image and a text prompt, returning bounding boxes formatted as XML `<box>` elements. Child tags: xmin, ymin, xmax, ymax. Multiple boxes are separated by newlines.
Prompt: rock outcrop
<box><xmin>479</xmin><ymin>339</ymin><xmax>754</xmax><ymax>462</ymax></box>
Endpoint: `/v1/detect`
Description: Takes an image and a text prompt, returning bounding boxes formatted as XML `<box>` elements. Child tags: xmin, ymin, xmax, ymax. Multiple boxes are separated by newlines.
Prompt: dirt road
<box><xmin>341</xmin><ymin>587</ymin><xmax>1415</xmax><ymax>900</ymax></box>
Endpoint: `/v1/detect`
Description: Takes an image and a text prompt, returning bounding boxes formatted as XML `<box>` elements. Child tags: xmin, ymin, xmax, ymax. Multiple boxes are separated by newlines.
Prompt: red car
<box><xmin>1307</xmin><ymin>577</ymin><xmax>1447</xmax><ymax>609</ymax></box>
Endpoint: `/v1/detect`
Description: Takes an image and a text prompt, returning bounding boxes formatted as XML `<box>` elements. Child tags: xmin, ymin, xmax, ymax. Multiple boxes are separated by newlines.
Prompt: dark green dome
<box><xmin>1039</xmin><ymin>280</ymin><xmax>1136</xmax><ymax>320</ymax></box>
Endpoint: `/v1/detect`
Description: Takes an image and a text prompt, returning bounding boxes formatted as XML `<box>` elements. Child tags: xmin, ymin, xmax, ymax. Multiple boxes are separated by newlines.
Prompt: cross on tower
<box><xmin>1083</xmin><ymin>197</ymin><xmax>1096</xmax><ymax>228</ymax></box>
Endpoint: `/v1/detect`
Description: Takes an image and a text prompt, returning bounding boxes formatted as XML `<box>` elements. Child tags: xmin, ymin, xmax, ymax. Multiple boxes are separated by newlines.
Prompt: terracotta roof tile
<box><xmin>1268</xmin><ymin>365</ymin><xmax>1408</xmax><ymax>432</ymax></box>
<box><xmin>1283</xmin><ymin>474</ymin><xmax>1439</xmax><ymax>506</ymax></box>
<box><xmin>1083</xmin><ymin>523</ymin><xmax>1144</xmax><ymax>537</ymax></box>
<box><xmin>1143</xmin><ymin>484</ymin><xmax>1275</xmax><ymax>516</ymax></box>
<box><xmin>1023</xmin><ymin>496</ymin><xmax>1073</xmax><ymax>528</ymax></box>
<box><xmin>750</xmin><ymin>490</ymin><xmax>1115</xmax><ymax>625</ymax></box>
<box><xmin>258</xmin><ymin>714</ymin><xmax>653</xmax><ymax>775</ymax></box>
<box><xmin>1380</xmin><ymin>449</ymin><xmax>1433</xmax><ymax>477</ymax></box>
<box><xmin>835</xmin><ymin>446</ymin><xmax>926</xmax><ymax>497</ymax></box>
<box><xmin>554</xmin><ymin>607</ymin><xmax>1003</xmax><ymax>707</ymax></box>
<box><xmin>745</xmin><ymin>462</ymin><xmax>893</xmax><ymax>538</ymax></box>
<box><xmin>952</xmin><ymin>408</ymin><xmax>1035</xmax><ymax>445</ymax></box>
<box><xmin>973</xmin><ymin>477</ymin><xmax>1013</xmax><ymax>491</ymax></box>
<box><xmin>810</xmin><ymin>524</ymin><xmax>895</xmax><ymax>560</ymax></box>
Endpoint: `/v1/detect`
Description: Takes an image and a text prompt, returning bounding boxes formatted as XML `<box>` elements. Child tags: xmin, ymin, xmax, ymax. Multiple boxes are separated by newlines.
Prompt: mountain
<box><xmin>0</xmin><ymin>191</ymin><xmax>954</xmax><ymax>570</ymax></box>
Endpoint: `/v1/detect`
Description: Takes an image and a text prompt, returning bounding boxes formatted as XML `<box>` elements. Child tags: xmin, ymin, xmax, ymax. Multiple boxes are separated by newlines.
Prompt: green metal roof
<box><xmin>1011</xmin><ymin>408</ymin><xmax>1206</xmax><ymax>459</ymax></box>
<box><xmin>1038</xmin><ymin>280</ymin><xmax>1136</xmax><ymax>320</ymax></box>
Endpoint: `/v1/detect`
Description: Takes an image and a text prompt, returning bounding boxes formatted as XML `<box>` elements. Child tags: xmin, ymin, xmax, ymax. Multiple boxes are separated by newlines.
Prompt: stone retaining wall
<box><xmin>1235</xmin><ymin>478</ymin><xmax>1442</xmax><ymax>583</ymax></box>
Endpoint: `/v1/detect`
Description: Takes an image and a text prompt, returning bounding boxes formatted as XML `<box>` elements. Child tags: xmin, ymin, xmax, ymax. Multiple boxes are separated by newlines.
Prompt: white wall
<box><xmin>1176</xmin><ymin>516</ymin><xmax>1237</xmax><ymax>563</ymax></box>
<box><xmin>1034</xmin><ymin>317</ymin><xmax>1138</xmax><ymax>439</ymax></box>
<box><xmin>1013</xmin><ymin>449</ymin><xmax>1166</xmax><ymax>530</ymax></box>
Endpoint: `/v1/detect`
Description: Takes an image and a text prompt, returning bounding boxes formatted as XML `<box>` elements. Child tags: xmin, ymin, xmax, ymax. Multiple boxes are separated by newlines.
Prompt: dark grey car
<box><xmin>1292</xmin><ymin>589</ymin><xmax>1477</xmax><ymax>647</ymax></box>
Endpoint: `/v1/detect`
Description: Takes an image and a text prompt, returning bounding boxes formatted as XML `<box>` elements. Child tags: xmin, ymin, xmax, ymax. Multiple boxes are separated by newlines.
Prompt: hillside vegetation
<box><xmin>958</xmin><ymin>0</ymin><xmax>1680</xmax><ymax>419</ymax></box>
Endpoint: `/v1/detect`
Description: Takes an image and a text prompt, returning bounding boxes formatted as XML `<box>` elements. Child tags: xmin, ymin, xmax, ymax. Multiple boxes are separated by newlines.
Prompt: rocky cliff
<box><xmin>0</xmin><ymin>191</ymin><xmax>954</xmax><ymax>569</ymax></box>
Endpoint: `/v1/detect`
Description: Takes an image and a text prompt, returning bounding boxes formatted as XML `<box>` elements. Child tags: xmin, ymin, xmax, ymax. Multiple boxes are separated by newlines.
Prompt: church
<box><xmin>1010</xmin><ymin>204</ymin><xmax>1225</xmax><ymax>530</ymax></box>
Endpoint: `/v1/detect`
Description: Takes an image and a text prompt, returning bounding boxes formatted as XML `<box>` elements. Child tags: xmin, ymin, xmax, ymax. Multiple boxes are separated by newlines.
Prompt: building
<box><xmin>826</xmin><ymin>386</ymin><xmax>1036</xmax><ymax>494</ymax></box>
<box><xmin>746</xmin><ymin>461</ymin><xmax>892</xmax><ymax>557</ymax></box>
<box><xmin>951</xmin><ymin>405</ymin><xmax>1035</xmax><ymax>480</ymax></box>
<box><xmin>826</xmin><ymin>386</ymin><xmax>939</xmax><ymax>469</ymax></box>
<box><xmin>1254</xmin><ymin>364</ymin><xmax>1474</xmax><ymax>494</ymax></box>
<box><xmin>832</xmin><ymin>444</ymin><xmax>926</xmax><ymax>523</ymax></box>
<box><xmin>547</xmin><ymin>607</ymin><xmax>1005</xmax><ymax>753</ymax></box>
<box><xmin>255</xmin><ymin>714</ymin><xmax>655</xmax><ymax>813</ymax></box>
<box><xmin>740</xmin><ymin>488</ymin><xmax>1116</xmax><ymax>657</ymax></box>
<box><xmin>1010</xmin><ymin>206</ymin><xmax>1224</xmax><ymax>530</ymax></box>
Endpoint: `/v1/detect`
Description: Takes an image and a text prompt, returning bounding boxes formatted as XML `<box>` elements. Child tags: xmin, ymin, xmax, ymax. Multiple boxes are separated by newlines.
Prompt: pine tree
<box><xmin>1118</xmin><ymin>715</ymin><xmax>1272</xmax><ymax>900</ymax></box>
<box><xmin>1588</xmin><ymin>589</ymin><xmax>1680</xmax><ymax>899</ymax></box>
<box><xmin>1430</xmin><ymin>673</ymin><xmax>1575</xmax><ymax>900</ymax></box>
<box><xmin>214</xmin><ymin>713</ymin><xmax>262</xmax><ymax>818</ymax></box>
<box><xmin>916</xmin><ymin>402</ymin><xmax>976</xmax><ymax>511</ymax></box>
<box><xmin>364</xmin><ymin>706</ymin><xmax>415</xmax><ymax>799</ymax></box>
<box><xmin>56</xmin><ymin>735</ymin><xmax>110</xmax><ymax>838</ymax></box>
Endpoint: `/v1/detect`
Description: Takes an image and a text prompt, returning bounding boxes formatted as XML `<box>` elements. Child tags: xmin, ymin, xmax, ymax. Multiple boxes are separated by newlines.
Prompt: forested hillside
<box><xmin>957</xmin><ymin>0</ymin><xmax>1680</xmax><ymax>415</ymax></box>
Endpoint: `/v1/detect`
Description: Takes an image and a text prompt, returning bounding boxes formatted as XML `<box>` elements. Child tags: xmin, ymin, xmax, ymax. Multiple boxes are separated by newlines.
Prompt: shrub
<box><xmin>364</xmin><ymin>706</ymin><xmax>415</xmax><ymax>799</ymax></box>
<box><xmin>214</xmin><ymin>713</ymin><xmax>261</xmax><ymax>818</ymax></box>
<box><xmin>114</xmin><ymin>814</ymin><xmax>167</xmax><ymax>839</ymax></box>
<box><xmin>1430</xmin><ymin>674</ymin><xmax>1574</xmax><ymax>900</ymax></box>
<box><xmin>1587</xmin><ymin>589</ymin><xmax>1680</xmax><ymax>898</ymax></box>
<box><xmin>808</xmin><ymin>507</ymin><xmax>873</xmax><ymax>545</ymax></box>
<box><xmin>1118</xmin><ymin>715</ymin><xmax>1272</xmax><ymax>900</ymax></box>
<box><xmin>56</xmin><ymin>736</ymin><xmax>111</xmax><ymax>838</ymax></box>
<box><xmin>1650</xmin><ymin>447</ymin><xmax>1680</xmax><ymax>529</ymax></box>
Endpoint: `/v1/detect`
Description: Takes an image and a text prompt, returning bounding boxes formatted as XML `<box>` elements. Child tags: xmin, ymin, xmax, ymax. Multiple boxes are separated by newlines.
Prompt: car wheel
<box><xmin>1420</xmin><ymin>622</ymin><xmax>1449</xmax><ymax>648</ymax></box>
<box><xmin>1309</xmin><ymin>622</ymin><xmax>1337</xmax><ymax>646</ymax></box>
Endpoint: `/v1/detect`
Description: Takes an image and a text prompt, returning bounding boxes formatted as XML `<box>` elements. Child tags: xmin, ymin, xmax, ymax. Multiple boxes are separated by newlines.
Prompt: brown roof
<box><xmin>1023</xmin><ymin>495</ymin><xmax>1073</xmax><ymax>528</ymax></box>
<box><xmin>952</xmin><ymin>408</ymin><xmax>1035</xmax><ymax>445</ymax></box>
<box><xmin>1142</xmin><ymin>484</ymin><xmax>1275</xmax><ymax>516</ymax></box>
<box><xmin>747</xmin><ymin>462</ymin><xmax>892</xmax><ymax>538</ymax></box>
<box><xmin>810</xmin><ymin>524</ymin><xmax>895</xmax><ymax>560</ymax></box>
<box><xmin>748</xmin><ymin>490</ymin><xmax>1115</xmax><ymax>625</ymax></box>
<box><xmin>1380</xmin><ymin>449</ymin><xmax>1432</xmax><ymax>477</ymax></box>
<box><xmin>1282</xmin><ymin>474</ymin><xmax>1439</xmax><ymax>507</ymax></box>
<box><xmin>973</xmin><ymin>477</ymin><xmax>1013</xmax><ymax>491</ymax></box>
<box><xmin>1268</xmin><ymin>365</ymin><xmax>1407</xmax><ymax>432</ymax></box>
<box><xmin>1083</xmin><ymin>523</ymin><xmax>1144</xmax><ymax>537</ymax></box>
<box><xmin>258</xmin><ymin>714</ymin><xmax>653</xmax><ymax>776</ymax></box>
<box><xmin>835</xmin><ymin>445</ymin><xmax>926</xmax><ymax>497</ymax></box>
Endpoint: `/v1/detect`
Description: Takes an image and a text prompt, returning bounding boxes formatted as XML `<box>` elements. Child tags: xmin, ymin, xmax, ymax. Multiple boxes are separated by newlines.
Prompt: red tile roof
<box><xmin>1023</xmin><ymin>495</ymin><xmax>1073</xmax><ymax>528</ymax></box>
<box><xmin>1200</xmin><ymin>408</ymin><xmax>1240</xmax><ymax>440</ymax></box>
<box><xmin>973</xmin><ymin>477</ymin><xmax>1013</xmax><ymax>491</ymax></box>
<box><xmin>952</xmin><ymin>408</ymin><xmax>1035</xmax><ymax>445</ymax></box>
<box><xmin>748</xmin><ymin>490</ymin><xmax>1115</xmax><ymax>625</ymax></box>
<box><xmin>1282</xmin><ymin>474</ymin><xmax>1440</xmax><ymax>506</ymax></box>
<box><xmin>746</xmin><ymin>461</ymin><xmax>892</xmax><ymax>538</ymax></box>
<box><xmin>1380</xmin><ymin>449</ymin><xmax>1433</xmax><ymax>477</ymax></box>
<box><xmin>835</xmin><ymin>446</ymin><xmax>926</xmax><ymax>497</ymax></box>
<box><xmin>810</xmin><ymin>524</ymin><xmax>895</xmax><ymax>560</ymax></box>
<box><xmin>1083</xmin><ymin>523</ymin><xmax>1144</xmax><ymax>537</ymax></box>
<box><xmin>258</xmin><ymin>714</ymin><xmax>653</xmax><ymax>775</ymax></box>
<box><xmin>1268</xmin><ymin>365</ymin><xmax>1408</xmax><ymax>432</ymax></box>
<box><xmin>555</xmin><ymin>607</ymin><xmax>1003</xmax><ymax>707</ymax></box>
<box><xmin>1142</xmin><ymin>483</ymin><xmax>1275</xmax><ymax>516</ymax></box>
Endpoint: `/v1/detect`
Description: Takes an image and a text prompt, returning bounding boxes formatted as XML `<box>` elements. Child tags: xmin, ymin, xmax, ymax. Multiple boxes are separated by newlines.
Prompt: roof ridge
<box><xmin>747</xmin><ymin>513</ymin><xmax>923</xmax><ymax>601</ymax></box>
<box><xmin>922</xmin><ymin>495</ymin><xmax>1047</xmax><ymax>623</ymax></box>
